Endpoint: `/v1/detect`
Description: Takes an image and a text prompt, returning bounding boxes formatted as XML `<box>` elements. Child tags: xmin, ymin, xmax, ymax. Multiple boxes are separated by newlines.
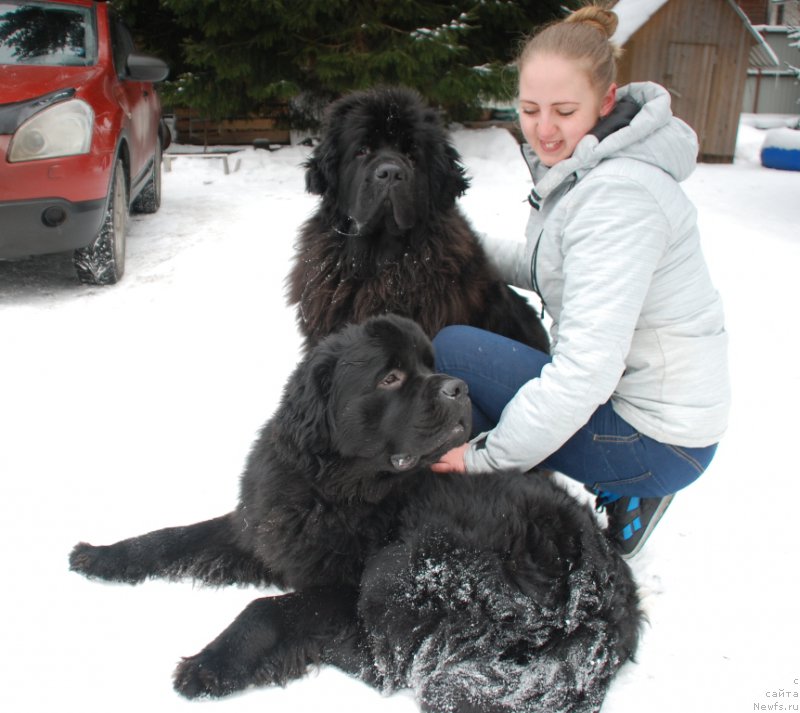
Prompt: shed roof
<box><xmin>611</xmin><ymin>0</ymin><xmax>669</xmax><ymax>44</ymax></box>
<box><xmin>611</xmin><ymin>0</ymin><xmax>779</xmax><ymax>66</ymax></box>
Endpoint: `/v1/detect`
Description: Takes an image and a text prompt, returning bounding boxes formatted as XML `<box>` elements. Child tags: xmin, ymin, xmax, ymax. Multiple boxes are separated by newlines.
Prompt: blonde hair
<box><xmin>518</xmin><ymin>4</ymin><xmax>623</xmax><ymax>95</ymax></box>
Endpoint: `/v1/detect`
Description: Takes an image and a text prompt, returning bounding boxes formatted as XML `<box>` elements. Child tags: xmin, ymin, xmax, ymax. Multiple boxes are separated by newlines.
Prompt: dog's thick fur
<box><xmin>287</xmin><ymin>87</ymin><xmax>550</xmax><ymax>353</ymax></box>
<box><xmin>70</xmin><ymin>316</ymin><xmax>639</xmax><ymax>713</ymax></box>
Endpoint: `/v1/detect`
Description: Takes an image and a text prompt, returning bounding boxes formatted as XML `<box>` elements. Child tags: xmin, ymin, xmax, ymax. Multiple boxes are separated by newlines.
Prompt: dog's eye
<box><xmin>378</xmin><ymin>369</ymin><xmax>405</xmax><ymax>390</ymax></box>
<box><xmin>355</xmin><ymin>146</ymin><xmax>371</xmax><ymax>158</ymax></box>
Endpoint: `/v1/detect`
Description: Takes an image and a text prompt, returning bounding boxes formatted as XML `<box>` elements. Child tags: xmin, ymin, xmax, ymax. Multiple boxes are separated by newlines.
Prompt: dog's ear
<box><xmin>432</xmin><ymin>141</ymin><xmax>470</xmax><ymax>209</ymax></box>
<box><xmin>419</xmin><ymin>107</ymin><xmax>470</xmax><ymax>208</ymax></box>
<box><xmin>281</xmin><ymin>346</ymin><xmax>338</xmax><ymax>453</ymax></box>
<box><xmin>305</xmin><ymin>95</ymin><xmax>358</xmax><ymax>196</ymax></box>
<box><xmin>304</xmin><ymin>141</ymin><xmax>336</xmax><ymax>196</ymax></box>
<box><xmin>445</xmin><ymin>142</ymin><xmax>470</xmax><ymax>197</ymax></box>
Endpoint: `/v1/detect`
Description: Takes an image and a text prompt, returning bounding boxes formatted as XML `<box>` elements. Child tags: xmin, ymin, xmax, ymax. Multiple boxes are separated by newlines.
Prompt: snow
<box><xmin>741</xmin><ymin>113</ymin><xmax>800</xmax><ymax>130</ymax></box>
<box><xmin>763</xmin><ymin>126</ymin><xmax>800</xmax><ymax>150</ymax></box>
<box><xmin>2</xmin><ymin>115</ymin><xmax>800</xmax><ymax>713</ymax></box>
<box><xmin>610</xmin><ymin>0</ymin><xmax>670</xmax><ymax>46</ymax></box>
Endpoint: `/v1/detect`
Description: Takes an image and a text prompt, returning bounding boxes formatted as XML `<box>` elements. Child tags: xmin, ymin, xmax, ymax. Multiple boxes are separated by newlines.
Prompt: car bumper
<box><xmin>0</xmin><ymin>196</ymin><xmax>106</xmax><ymax>259</ymax></box>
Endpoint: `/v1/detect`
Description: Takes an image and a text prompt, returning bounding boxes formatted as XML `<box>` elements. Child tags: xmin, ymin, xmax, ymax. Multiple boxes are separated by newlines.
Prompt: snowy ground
<box><xmin>1</xmin><ymin>116</ymin><xmax>799</xmax><ymax>713</ymax></box>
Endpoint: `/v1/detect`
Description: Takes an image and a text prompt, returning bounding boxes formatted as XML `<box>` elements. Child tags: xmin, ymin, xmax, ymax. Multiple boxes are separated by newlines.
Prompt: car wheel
<box><xmin>74</xmin><ymin>158</ymin><xmax>128</xmax><ymax>285</ymax></box>
<box><xmin>132</xmin><ymin>136</ymin><xmax>162</xmax><ymax>214</ymax></box>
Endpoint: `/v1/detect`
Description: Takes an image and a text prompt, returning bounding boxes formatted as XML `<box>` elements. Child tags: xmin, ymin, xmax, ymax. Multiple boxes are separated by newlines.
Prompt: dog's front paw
<box><xmin>68</xmin><ymin>542</ymin><xmax>147</xmax><ymax>584</ymax></box>
<box><xmin>173</xmin><ymin>650</ymin><xmax>247</xmax><ymax>699</ymax></box>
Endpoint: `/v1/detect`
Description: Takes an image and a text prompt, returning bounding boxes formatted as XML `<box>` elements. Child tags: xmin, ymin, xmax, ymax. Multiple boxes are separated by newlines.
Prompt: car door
<box><xmin>108</xmin><ymin>12</ymin><xmax>156</xmax><ymax>185</ymax></box>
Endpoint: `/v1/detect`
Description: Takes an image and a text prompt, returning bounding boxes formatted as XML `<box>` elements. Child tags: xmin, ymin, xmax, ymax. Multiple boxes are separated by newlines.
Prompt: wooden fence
<box><xmin>171</xmin><ymin>108</ymin><xmax>291</xmax><ymax>146</ymax></box>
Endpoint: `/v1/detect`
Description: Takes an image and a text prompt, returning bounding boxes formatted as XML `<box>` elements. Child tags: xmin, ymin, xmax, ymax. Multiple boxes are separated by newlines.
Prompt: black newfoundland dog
<box><xmin>70</xmin><ymin>315</ymin><xmax>640</xmax><ymax>713</ymax></box>
<box><xmin>287</xmin><ymin>87</ymin><xmax>550</xmax><ymax>353</ymax></box>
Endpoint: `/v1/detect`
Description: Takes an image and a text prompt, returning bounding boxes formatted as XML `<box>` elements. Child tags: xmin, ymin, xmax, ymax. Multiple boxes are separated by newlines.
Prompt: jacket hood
<box><xmin>526</xmin><ymin>82</ymin><xmax>698</xmax><ymax>201</ymax></box>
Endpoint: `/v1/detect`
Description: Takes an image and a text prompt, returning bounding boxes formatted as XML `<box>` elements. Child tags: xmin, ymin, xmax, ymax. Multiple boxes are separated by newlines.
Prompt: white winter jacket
<box><xmin>466</xmin><ymin>82</ymin><xmax>731</xmax><ymax>474</ymax></box>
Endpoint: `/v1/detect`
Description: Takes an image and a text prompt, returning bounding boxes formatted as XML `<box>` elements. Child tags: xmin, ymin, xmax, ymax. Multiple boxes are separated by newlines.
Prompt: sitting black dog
<box><xmin>287</xmin><ymin>87</ymin><xmax>550</xmax><ymax>353</ymax></box>
<box><xmin>70</xmin><ymin>315</ymin><xmax>640</xmax><ymax>713</ymax></box>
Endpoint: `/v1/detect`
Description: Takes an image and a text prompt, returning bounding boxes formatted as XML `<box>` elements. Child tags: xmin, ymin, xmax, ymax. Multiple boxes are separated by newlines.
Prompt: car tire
<box><xmin>132</xmin><ymin>137</ymin><xmax>162</xmax><ymax>214</ymax></box>
<box><xmin>74</xmin><ymin>158</ymin><xmax>128</xmax><ymax>285</ymax></box>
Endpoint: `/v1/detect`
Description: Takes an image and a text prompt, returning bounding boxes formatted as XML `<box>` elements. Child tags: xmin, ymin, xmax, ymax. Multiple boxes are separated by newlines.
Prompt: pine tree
<box><xmin>117</xmin><ymin>0</ymin><xmax>575</xmax><ymax>123</ymax></box>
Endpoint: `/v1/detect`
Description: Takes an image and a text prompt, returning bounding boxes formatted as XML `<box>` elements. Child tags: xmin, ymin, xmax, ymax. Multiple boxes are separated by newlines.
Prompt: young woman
<box><xmin>431</xmin><ymin>5</ymin><xmax>730</xmax><ymax>559</ymax></box>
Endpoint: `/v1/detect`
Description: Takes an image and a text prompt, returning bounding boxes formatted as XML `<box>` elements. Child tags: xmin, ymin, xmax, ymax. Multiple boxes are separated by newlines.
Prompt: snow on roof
<box><xmin>610</xmin><ymin>0</ymin><xmax>779</xmax><ymax>67</ymax></box>
<box><xmin>611</xmin><ymin>0</ymin><xmax>670</xmax><ymax>45</ymax></box>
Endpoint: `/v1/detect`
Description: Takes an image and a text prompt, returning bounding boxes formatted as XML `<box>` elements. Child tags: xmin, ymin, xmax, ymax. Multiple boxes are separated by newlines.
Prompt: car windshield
<box><xmin>0</xmin><ymin>1</ymin><xmax>97</xmax><ymax>66</ymax></box>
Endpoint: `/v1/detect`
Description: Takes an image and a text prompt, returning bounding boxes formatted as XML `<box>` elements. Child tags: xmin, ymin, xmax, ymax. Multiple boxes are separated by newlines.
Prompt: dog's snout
<box><xmin>440</xmin><ymin>377</ymin><xmax>468</xmax><ymax>400</ymax></box>
<box><xmin>374</xmin><ymin>162</ymin><xmax>406</xmax><ymax>183</ymax></box>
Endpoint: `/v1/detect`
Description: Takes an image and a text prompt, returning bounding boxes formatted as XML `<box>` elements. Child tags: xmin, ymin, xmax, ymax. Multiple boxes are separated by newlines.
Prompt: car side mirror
<box><xmin>126</xmin><ymin>52</ymin><xmax>169</xmax><ymax>83</ymax></box>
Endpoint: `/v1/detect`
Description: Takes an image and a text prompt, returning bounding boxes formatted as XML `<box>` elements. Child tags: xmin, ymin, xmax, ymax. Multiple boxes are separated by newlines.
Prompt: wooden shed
<box><xmin>611</xmin><ymin>0</ymin><xmax>779</xmax><ymax>162</ymax></box>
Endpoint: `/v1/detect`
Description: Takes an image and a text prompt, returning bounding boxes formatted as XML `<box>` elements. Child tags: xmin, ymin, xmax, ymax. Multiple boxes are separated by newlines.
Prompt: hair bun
<box><xmin>516</xmin><ymin>3</ymin><xmax>622</xmax><ymax>90</ymax></box>
<box><xmin>566</xmin><ymin>5</ymin><xmax>619</xmax><ymax>39</ymax></box>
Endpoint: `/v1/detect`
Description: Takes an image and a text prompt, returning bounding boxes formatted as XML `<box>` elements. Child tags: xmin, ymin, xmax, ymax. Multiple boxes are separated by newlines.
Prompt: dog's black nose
<box><xmin>440</xmin><ymin>377</ymin><xmax>468</xmax><ymax>399</ymax></box>
<box><xmin>374</xmin><ymin>162</ymin><xmax>406</xmax><ymax>183</ymax></box>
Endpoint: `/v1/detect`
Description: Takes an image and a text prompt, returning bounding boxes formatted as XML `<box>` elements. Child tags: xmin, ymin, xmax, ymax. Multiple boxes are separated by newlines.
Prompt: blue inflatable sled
<box><xmin>761</xmin><ymin>127</ymin><xmax>800</xmax><ymax>172</ymax></box>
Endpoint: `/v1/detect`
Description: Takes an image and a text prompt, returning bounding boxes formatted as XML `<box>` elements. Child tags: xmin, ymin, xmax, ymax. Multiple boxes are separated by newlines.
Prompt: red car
<box><xmin>0</xmin><ymin>0</ymin><xmax>169</xmax><ymax>284</ymax></box>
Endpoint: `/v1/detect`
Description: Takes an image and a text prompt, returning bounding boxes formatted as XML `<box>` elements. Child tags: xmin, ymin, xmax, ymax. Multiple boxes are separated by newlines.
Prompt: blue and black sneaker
<box><xmin>594</xmin><ymin>491</ymin><xmax>675</xmax><ymax>560</ymax></box>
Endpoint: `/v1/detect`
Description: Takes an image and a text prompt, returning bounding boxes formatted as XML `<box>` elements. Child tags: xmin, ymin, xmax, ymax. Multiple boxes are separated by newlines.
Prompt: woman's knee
<box><xmin>433</xmin><ymin>325</ymin><xmax>485</xmax><ymax>370</ymax></box>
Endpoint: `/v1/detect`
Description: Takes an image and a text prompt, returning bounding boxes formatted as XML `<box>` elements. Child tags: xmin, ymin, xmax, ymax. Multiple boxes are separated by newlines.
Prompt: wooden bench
<box><xmin>163</xmin><ymin>151</ymin><xmax>242</xmax><ymax>175</ymax></box>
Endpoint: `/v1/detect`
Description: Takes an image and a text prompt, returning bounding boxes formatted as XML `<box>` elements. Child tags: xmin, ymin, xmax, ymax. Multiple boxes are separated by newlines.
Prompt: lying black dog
<box><xmin>287</xmin><ymin>87</ymin><xmax>550</xmax><ymax>353</ymax></box>
<box><xmin>70</xmin><ymin>315</ymin><xmax>639</xmax><ymax>713</ymax></box>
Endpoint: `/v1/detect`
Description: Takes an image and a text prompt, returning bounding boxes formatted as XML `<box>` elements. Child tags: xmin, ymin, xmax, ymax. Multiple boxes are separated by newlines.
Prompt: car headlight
<box><xmin>8</xmin><ymin>99</ymin><xmax>94</xmax><ymax>162</ymax></box>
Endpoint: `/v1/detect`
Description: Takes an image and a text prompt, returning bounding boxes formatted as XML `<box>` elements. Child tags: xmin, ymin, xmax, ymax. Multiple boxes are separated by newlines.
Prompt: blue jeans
<box><xmin>433</xmin><ymin>325</ymin><xmax>717</xmax><ymax>498</ymax></box>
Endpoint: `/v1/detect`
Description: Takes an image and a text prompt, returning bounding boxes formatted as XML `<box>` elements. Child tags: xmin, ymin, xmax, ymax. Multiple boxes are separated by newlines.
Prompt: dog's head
<box><xmin>280</xmin><ymin>315</ymin><xmax>471</xmax><ymax>501</ymax></box>
<box><xmin>304</xmin><ymin>87</ymin><xmax>470</xmax><ymax>236</ymax></box>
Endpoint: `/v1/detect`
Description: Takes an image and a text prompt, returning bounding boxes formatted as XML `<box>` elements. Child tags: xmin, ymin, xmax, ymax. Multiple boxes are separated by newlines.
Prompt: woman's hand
<box><xmin>430</xmin><ymin>443</ymin><xmax>469</xmax><ymax>474</ymax></box>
